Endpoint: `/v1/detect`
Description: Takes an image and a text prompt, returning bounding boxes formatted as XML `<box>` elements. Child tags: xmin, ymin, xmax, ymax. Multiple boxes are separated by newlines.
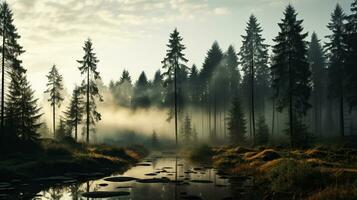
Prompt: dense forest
<box><xmin>1</xmin><ymin>1</ymin><xmax>357</xmax><ymax>149</ymax></box>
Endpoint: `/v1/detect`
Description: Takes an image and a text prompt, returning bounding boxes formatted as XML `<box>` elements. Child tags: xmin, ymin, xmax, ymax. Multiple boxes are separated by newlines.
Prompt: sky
<box><xmin>7</xmin><ymin>0</ymin><xmax>352</xmax><ymax>97</ymax></box>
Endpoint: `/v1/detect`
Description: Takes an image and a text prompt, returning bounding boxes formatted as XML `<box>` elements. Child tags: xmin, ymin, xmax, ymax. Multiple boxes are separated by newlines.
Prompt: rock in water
<box><xmin>81</xmin><ymin>191</ymin><xmax>130</xmax><ymax>198</ymax></box>
<box><xmin>104</xmin><ymin>176</ymin><xmax>137</xmax><ymax>182</ymax></box>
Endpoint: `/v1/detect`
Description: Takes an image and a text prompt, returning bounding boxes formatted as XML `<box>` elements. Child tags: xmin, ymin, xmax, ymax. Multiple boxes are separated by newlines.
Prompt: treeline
<box><xmin>108</xmin><ymin>2</ymin><xmax>357</xmax><ymax>147</ymax></box>
<box><xmin>1</xmin><ymin>1</ymin><xmax>357</xmax><ymax>150</ymax></box>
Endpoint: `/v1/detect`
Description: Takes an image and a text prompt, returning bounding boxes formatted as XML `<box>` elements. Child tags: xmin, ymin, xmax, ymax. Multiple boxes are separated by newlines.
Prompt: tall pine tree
<box><xmin>271</xmin><ymin>5</ymin><xmax>311</xmax><ymax>147</ymax></box>
<box><xmin>161</xmin><ymin>28</ymin><xmax>188</xmax><ymax>146</ymax></box>
<box><xmin>325</xmin><ymin>4</ymin><xmax>347</xmax><ymax>137</ymax></box>
<box><xmin>199</xmin><ymin>42</ymin><xmax>223</xmax><ymax>141</ymax></box>
<box><xmin>308</xmin><ymin>32</ymin><xmax>326</xmax><ymax>136</ymax></box>
<box><xmin>44</xmin><ymin>65</ymin><xmax>64</xmax><ymax>138</ymax></box>
<box><xmin>0</xmin><ymin>2</ymin><xmax>25</xmax><ymax>136</ymax></box>
<box><xmin>77</xmin><ymin>39</ymin><xmax>103</xmax><ymax>143</ymax></box>
<box><xmin>345</xmin><ymin>1</ymin><xmax>357</xmax><ymax>108</ymax></box>
<box><xmin>239</xmin><ymin>15</ymin><xmax>269</xmax><ymax>145</ymax></box>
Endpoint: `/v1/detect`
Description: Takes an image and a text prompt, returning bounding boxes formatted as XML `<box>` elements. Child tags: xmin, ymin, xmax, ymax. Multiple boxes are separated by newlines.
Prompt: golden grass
<box><xmin>244</xmin><ymin>149</ymin><xmax>281</xmax><ymax>161</ymax></box>
<box><xmin>259</xmin><ymin>158</ymin><xmax>285</xmax><ymax>173</ymax></box>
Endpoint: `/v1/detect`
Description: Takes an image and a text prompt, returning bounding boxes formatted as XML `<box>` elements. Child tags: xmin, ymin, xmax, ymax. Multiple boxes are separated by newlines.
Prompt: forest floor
<box><xmin>188</xmin><ymin>144</ymin><xmax>357</xmax><ymax>200</ymax></box>
<box><xmin>0</xmin><ymin>139</ymin><xmax>148</xmax><ymax>183</ymax></box>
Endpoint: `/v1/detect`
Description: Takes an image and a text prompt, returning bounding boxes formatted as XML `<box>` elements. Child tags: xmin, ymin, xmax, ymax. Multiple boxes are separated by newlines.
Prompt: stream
<box><xmin>6</xmin><ymin>152</ymin><xmax>259</xmax><ymax>200</ymax></box>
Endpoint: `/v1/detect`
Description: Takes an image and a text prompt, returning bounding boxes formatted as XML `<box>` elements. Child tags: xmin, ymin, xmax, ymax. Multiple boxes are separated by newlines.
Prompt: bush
<box><xmin>306</xmin><ymin>185</ymin><xmax>357</xmax><ymax>200</ymax></box>
<box><xmin>45</xmin><ymin>144</ymin><xmax>72</xmax><ymax>156</ymax></box>
<box><xmin>268</xmin><ymin>159</ymin><xmax>327</xmax><ymax>192</ymax></box>
<box><xmin>189</xmin><ymin>144</ymin><xmax>213</xmax><ymax>161</ymax></box>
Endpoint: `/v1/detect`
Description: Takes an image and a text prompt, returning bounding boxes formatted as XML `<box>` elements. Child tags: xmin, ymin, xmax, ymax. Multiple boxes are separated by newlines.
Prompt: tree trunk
<box><xmin>53</xmin><ymin>102</ymin><xmax>56</xmax><ymax>138</ymax></box>
<box><xmin>251</xmin><ymin>56</ymin><xmax>256</xmax><ymax>146</ymax></box>
<box><xmin>174</xmin><ymin>60</ymin><xmax>178</xmax><ymax>147</ymax></box>
<box><xmin>288</xmin><ymin>55</ymin><xmax>293</xmax><ymax>147</ymax></box>
<box><xmin>75</xmin><ymin>111</ymin><xmax>78</xmax><ymax>141</ymax></box>
<box><xmin>86</xmin><ymin>66</ymin><xmax>90</xmax><ymax>143</ymax></box>
<box><xmin>340</xmin><ymin>90</ymin><xmax>344</xmax><ymax>137</ymax></box>
<box><xmin>1</xmin><ymin>15</ymin><xmax>5</xmax><ymax>136</ymax></box>
<box><xmin>272</xmin><ymin>96</ymin><xmax>275</xmax><ymax>137</ymax></box>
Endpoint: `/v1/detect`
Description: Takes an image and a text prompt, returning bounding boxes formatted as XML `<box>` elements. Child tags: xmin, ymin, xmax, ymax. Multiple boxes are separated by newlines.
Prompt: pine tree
<box><xmin>112</xmin><ymin>70</ymin><xmax>133</xmax><ymax>107</ymax></box>
<box><xmin>239</xmin><ymin>15</ymin><xmax>269</xmax><ymax>145</ymax></box>
<box><xmin>345</xmin><ymin>0</ymin><xmax>357</xmax><ymax>108</ymax></box>
<box><xmin>227</xmin><ymin>97</ymin><xmax>246</xmax><ymax>145</ymax></box>
<box><xmin>56</xmin><ymin>117</ymin><xmax>69</xmax><ymax>141</ymax></box>
<box><xmin>151</xmin><ymin>130</ymin><xmax>159</xmax><ymax>148</ymax></box>
<box><xmin>271</xmin><ymin>5</ymin><xmax>311</xmax><ymax>147</ymax></box>
<box><xmin>150</xmin><ymin>70</ymin><xmax>164</xmax><ymax>107</ymax></box>
<box><xmin>256</xmin><ymin>115</ymin><xmax>269</xmax><ymax>145</ymax></box>
<box><xmin>161</xmin><ymin>28</ymin><xmax>188</xmax><ymax>146</ymax></box>
<box><xmin>44</xmin><ymin>65</ymin><xmax>64</xmax><ymax>138</ymax></box>
<box><xmin>77</xmin><ymin>39</ymin><xmax>103</xmax><ymax>143</ymax></box>
<box><xmin>5</xmin><ymin>71</ymin><xmax>42</xmax><ymax>142</ymax></box>
<box><xmin>200</xmin><ymin>42</ymin><xmax>223</xmax><ymax>141</ymax></box>
<box><xmin>325</xmin><ymin>4</ymin><xmax>347</xmax><ymax>137</ymax></box>
<box><xmin>223</xmin><ymin>45</ymin><xmax>240</xmax><ymax>139</ymax></box>
<box><xmin>188</xmin><ymin>64</ymin><xmax>200</xmax><ymax>105</ymax></box>
<box><xmin>181</xmin><ymin>113</ymin><xmax>192</xmax><ymax>144</ymax></box>
<box><xmin>64</xmin><ymin>86</ymin><xmax>84</xmax><ymax>141</ymax></box>
<box><xmin>308</xmin><ymin>32</ymin><xmax>326</xmax><ymax>136</ymax></box>
<box><xmin>132</xmin><ymin>71</ymin><xmax>150</xmax><ymax>108</ymax></box>
<box><xmin>0</xmin><ymin>2</ymin><xmax>25</xmax><ymax>135</ymax></box>
<box><xmin>224</xmin><ymin>45</ymin><xmax>241</xmax><ymax>97</ymax></box>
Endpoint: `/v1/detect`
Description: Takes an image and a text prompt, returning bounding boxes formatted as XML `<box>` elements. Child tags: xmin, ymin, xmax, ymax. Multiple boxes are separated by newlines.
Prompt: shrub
<box><xmin>268</xmin><ymin>159</ymin><xmax>327</xmax><ymax>193</ymax></box>
<box><xmin>306</xmin><ymin>185</ymin><xmax>357</xmax><ymax>200</ymax></box>
<box><xmin>189</xmin><ymin>144</ymin><xmax>213</xmax><ymax>161</ymax></box>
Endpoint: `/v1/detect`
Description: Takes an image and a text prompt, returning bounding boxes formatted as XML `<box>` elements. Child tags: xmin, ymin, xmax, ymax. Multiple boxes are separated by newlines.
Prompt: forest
<box><xmin>1</xmin><ymin>0</ymin><xmax>357</xmax><ymax>200</ymax></box>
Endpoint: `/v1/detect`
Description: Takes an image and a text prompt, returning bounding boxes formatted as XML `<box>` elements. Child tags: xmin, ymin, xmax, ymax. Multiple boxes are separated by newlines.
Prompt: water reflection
<box><xmin>31</xmin><ymin>153</ymin><xmax>232</xmax><ymax>200</ymax></box>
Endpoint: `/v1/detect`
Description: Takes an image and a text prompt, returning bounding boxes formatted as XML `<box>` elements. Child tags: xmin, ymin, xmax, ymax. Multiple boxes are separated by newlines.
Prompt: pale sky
<box><xmin>7</xmin><ymin>0</ymin><xmax>352</xmax><ymax>97</ymax></box>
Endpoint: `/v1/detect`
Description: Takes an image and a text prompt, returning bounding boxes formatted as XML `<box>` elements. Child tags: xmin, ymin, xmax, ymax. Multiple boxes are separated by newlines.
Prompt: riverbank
<box><xmin>189</xmin><ymin>144</ymin><xmax>357</xmax><ymax>200</ymax></box>
<box><xmin>0</xmin><ymin>139</ymin><xmax>149</xmax><ymax>183</ymax></box>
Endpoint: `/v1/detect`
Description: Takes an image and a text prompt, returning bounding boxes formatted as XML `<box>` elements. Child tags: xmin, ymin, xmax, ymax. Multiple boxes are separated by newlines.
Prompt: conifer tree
<box><xmin>64</xmin><ymin>86</ymin><xmax>84</xmax><ymax>141</ymax></box>
<box><xmin>0</xmin><ymin>2</ymin><xmax>25</xmax><ymax>135</ymax></box>
<box><xmin>308</xmin><ymin>32</ymin><xmax>326</xmax><ymax>136</ymax></box>
<box><xmin>345</xmin><ymin>0</ymin><xmax>357</xmax><ymax>108</ymax></box>
<box><xmin>181</xmin><ymin>113</ymin><xmax>192</xmax><ymax>144</ymax></box>
<box><xmin>112</xmin><ymin>70</ymin><xmax>133</xmax><ymax>107</ymax></box>
<box><xmin>200</xmin><ymin>42</ymin><xmax>223</xmax><ymax>141</ymax></box>
<box><xmin>188</xmin><ymin>64</ymin><xmax>199</xmax><ymax>105</ymax></box>
<box><xmin>325</xmin><ymin>4</ymin><xmax>347</xmax><ymax>137</ymax></box>
<box><xmin>227</xmin><ymin>97</ymin><xmax>246</xmax><ymax>145</ymax></box>
<box><xmin>150</xmin><ymin>70</ymin><xmax>164</xmax><ymax>107</ymax></box>
<box><xmin>132</xmin><ymin>71</ymin><xmax>150</xmax><ymax>108</ymax></box>
<box><xmin>239</xmin><ymin>15</ymin><xmax>269</xmax><ymax>145</ymax></box>
<box><xmin>223</xmin><ymin>45</ymin><xmax>240</xmax><ymax>139</ymax></box>
<box><xmin>151</xmin><ymin>130</ymin><xmax>159</xmax><ymax>148</ymax></box>
<box><xmin>256</xmin><ymin>115</ymin><xmax>269</xmax><ymax>145</ymax></box>
<box><xmin>56</xmin><ymin>117</ymin><xmax>69</xmax><ymax>141</ymax></box>
<box><xmin>44</xmin><ymin>65</ymin><xmax>64</xmax><ymax>138</ymax></box>
<box><xmin>224</xmin><ymin>45</ymin><xmax>241</xmax><ymax>97</ymax></box>
<box><xmin>271</xmin><ymin>5</ymin><xmax>311</xmax><ymax>147</ymax></box>
<box><xmin>5</xmin><ymin>72</ymin><xmax>42</xmax><ymax>142</ymax></box>
<box><xmin>77</xmin><ymin>39</ymin><xmax>103</xmax><ymax>143</ymax></box>
<box><xmin>161</xmin><ymin>28</ymin><xmax>188</xmax><ymax>146</ymax></box>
